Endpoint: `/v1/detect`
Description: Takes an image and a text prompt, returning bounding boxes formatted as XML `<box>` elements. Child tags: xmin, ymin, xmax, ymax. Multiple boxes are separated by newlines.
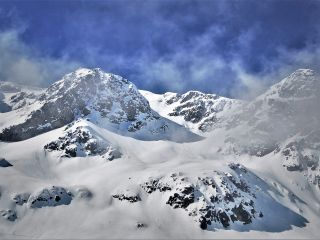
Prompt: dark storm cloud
<box><xmin>0</xmin><ymin>0</ymin><xmax>319</xmax><ymax>98</ymax></box>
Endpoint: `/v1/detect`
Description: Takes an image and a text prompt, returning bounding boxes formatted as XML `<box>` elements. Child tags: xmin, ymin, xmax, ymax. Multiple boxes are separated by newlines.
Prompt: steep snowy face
<box><xmin>255</xmin><ymin>69</ymin><xmax>320</xmax><ymax>130</ymax></box>
<box><xmin>141</xmin><ymin>90</ymin><xmax>243</xmax><ymax>133</ymax></box>
<box><xmin>0</xmin><ymin>68</ymin><xmax>159</xmax><ymax>141</ymax></box>
<box><xmin>44</xmin><ymin>68</ymin><xmax>153</xmax><ymax>123</ymax></box>
<box><xmin>225</xmin><ymin>69</ymin><xmax>320</xmax><ymax>151</ymax></box>
<box><xmin>223</xmin><ymin>69</ymin><xmax>320</xmax><ymax>187</ymax></box>
<box><xmin>268</xmin><ymin>69</ymin><xmax>319</xmax><ymax>99</ymax></box>
<box><xmin>252</xmin><ymin>69</ymin><xmax>320</xmax><ymax>130</ymax></box>
<box><xmin>276</xmin><ymin>130</ymin><xmax>320</xmax><ymax>187</ymax></box>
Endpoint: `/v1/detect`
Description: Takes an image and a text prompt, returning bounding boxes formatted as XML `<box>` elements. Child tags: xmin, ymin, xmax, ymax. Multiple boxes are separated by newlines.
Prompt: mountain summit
<box><xmin>44</xmin><ymin>68</ymin><xmax>153</xmax><ymax>122</ymax></box>
<box><xmin>0</xmin><ymin>68</ymin><xmax>200</xmax><ymax>142</ymax></box>
<box><xmin>272</xmin><ymin>69</ymin><xmax>319</xmax><ymax>99</ymax></box>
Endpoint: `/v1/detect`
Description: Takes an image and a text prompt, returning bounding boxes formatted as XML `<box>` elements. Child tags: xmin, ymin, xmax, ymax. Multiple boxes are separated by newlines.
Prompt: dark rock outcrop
<box><xmin>163</xmin><ymin>91</ymin><xmax>242</xmax><ymax>132</ymax></box>
<box><xmin>28</xmin><ymin>186</ymin><xmax>73</xmax><ymax>208</ymax></box>
<box><xmin>0</xmin><ymin>158</ymin><xmax>13</xmax><ymax>167</ymax></box>
<box><xmin>112</xmin><ymin>193</ymin><xmax>141</xmax><ymax>203</ymax></box>
<box><xmin>140</xmin><ymin>165</ymin><xmax>261</xmax><ymax>230</ymax></box>
<box><xmin>13</xmin><ymin>193</ymin><xmax>30</xmax><ymax>205</ymax></box>
<box><xmin>44</xmin><ymin>123</ymin><xmax>121</xmax><ymax>159</ymax></box>
<box><xmin>0</xmin><ymin>209</ymin><xmax>17</xmax><ymax>221</ymax></box>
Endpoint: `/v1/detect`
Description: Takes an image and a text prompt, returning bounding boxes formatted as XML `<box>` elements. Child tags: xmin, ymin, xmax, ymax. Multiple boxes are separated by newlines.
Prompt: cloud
<box><xmin>229</xmin><ymin>63</ymin><xmax>270</xmax><ymax>100</ymax></box>
<box><xmin>0</xmin><ymin>30</ymin><xmax>81</xmax><ymax>86</ymax></box>
<box><xmin>137</xmin><ymin>59</ymin><xmax>185</xmax><ymax>92</ymax></box>
<box><xmin>131</xmin><ymin>50</ymin><xmax>232</xmax><ymax>95</ymax></box>
<box><xmin>0</xmin><ymin>0</ymin><xmax>320</xmax><ymax>99</ymax></box>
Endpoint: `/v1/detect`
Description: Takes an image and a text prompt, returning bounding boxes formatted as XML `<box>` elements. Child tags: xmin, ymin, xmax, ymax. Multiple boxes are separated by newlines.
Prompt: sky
<box><xmin>0</xmin><ymin>0</ymin><xmax>320</xmax><ymax>99</ymax></box>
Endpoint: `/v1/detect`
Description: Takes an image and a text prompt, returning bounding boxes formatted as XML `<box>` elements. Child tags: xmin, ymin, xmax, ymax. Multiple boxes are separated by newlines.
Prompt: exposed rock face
<box><xmin>0</xmin><ymin>209</ymin><xmax>17</xmax><ymax>221</ymax></box>
<box><xmin>112</xmin><ymin>190</ymin><xmax>141</xmax><ymax>203</ymax></box>
<box><xmin>143</xmin><ymin>90</ymin><xmax>243</xmax><ymax>132</ymax></box>
<box><xmin>8</xmin><ymin>91</ymin><xmax>39</xmax><ymax>110</ymax></box>
<box><xmin>0</xmin><ymin>158</ymin><xmax>13</xmax><ymax>167</ymax></box>
<box><xmin>278</xmin><ymin>131</ymin><xmax>320</xmax><ymax>187</ymax></box>
<box><xmin>28</xmin><ymin>186</ymin><xmax>73</xmax><ymax>208</ymax></box>
<box><xmin>44</xmin><ymin>122</ymin><xmax>121</xmax><ymax>159</ymax></box>
<box><xmin>140</xmin><ymin>164</ymin><xmax>262</xmax><ymax>230</ymax></box>
<box><xmin>0</xmin><ymin>68</ymin><xmax>160</xmax><ymax>141</ymax></box>
<box><xmin>13</xmin><ymin>193</ymin><xmax>30</xmax><ymax>205</ymax></box>
<box><xmin>12</xmin><ymin>186</ymin><xmax>92</xmax><ymax>209</ymax></box>
<box><xmin>136</xmin><ymin>222</ymin><xmax>146</xmax><ymax>228</ymax></box>
<box><xmin>169</xmin><ymin>91</ymin><xmax>239</xmax><ymax>130</ymax></box>
<box><xmin>140</xmin><ymin>178</ymin><xmax>172</xmax><ymax>193</ymax></box>
<box><xmin>166</xmin><ymin>184</ymin><xmax>194</xmax><ymax>209</ymax></box>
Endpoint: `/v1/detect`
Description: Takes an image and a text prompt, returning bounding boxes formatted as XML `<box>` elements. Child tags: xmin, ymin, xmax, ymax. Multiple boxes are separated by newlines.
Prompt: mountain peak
<box><xmin>51</xmin><ymin>68</ymin><xmax>128</xmax><ymax>92</ymax></box>
<box><xmin>72</xmin><ymin>67</ymin><xmax>102</xmax><ymax>80</ymax></box>
<box><xmin>289</xmin><ymin>68</ymin><xmax>315</xmax><ymax>77</ymax></box>
<box><xmin>276</xmin><ymin>68</ymin><xmax>319</xmax><ymax>98</ymax></box>
<box><xmin>0</xmin><ymin>68</ymin><xmax>201</xmax><ymax>142</ymax></box>
<box><xmin>72</xmin><ymin>67</ymin><xmax>124</xmax><ymax>80</ymax></box>
<box><xmin>0</xmin><ymin>68</ymin><xmax>155</xmax><ymax>141</ymax></box>
<box><xmin>258</xmin><ymin>68</ymin><xmax>320</xmax><ymax>100</ymax></box>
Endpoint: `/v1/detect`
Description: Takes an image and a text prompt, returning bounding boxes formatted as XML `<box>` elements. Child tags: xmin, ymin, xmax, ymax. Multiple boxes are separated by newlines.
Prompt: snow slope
<box><xmin>0</xmin><ymin>68</ymin><xmax>320</xmax><ymax>239</ymax></box>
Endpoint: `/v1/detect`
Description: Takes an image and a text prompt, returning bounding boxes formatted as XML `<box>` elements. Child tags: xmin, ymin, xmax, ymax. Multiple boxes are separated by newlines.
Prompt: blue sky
<box><xmin>0</xmin><ymin>0</ymin><xmax>319</xmax><ymax>98</ymax></box>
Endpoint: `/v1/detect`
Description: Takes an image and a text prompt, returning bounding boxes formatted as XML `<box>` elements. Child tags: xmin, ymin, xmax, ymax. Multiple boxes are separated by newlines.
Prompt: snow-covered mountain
<box><xmin>221</xmin><ymin>69</ymin><xmax>320</xmax><ymax>187</ymax></box>
<box><xmin>0</xmin><ymin>68</ymin><xmax>200</xmax><ymax>142</ymax></box>
<box><xmin>141</xmin><ymin>90</ymin><xmax>243</xmax><ymax>133</ymax></box>
<box><xmin>0</xmin><ymin>68</ymin><xmax>319</xmax><ymax>239</ymax></box>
